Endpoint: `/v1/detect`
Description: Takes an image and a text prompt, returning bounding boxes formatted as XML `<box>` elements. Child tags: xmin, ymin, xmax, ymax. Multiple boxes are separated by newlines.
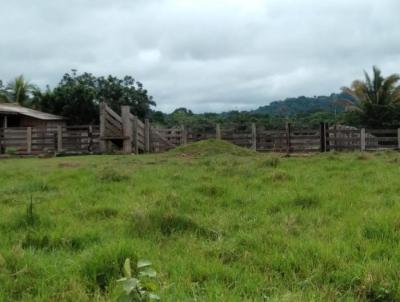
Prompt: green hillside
<box><xmin>252</xmin><ymin>93</ymin><xmax>354</xmax><ymax>116</ymax></box>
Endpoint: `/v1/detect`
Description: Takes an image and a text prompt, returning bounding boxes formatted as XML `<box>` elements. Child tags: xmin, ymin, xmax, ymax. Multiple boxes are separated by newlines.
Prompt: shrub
<box><xmin>117</xmin><ymin>258</ymin><xmax>159</xmax><ymax>301</ymax></box>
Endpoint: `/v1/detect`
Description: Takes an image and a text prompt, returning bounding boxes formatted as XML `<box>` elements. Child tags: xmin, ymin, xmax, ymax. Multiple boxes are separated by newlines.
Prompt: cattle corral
<box><xmin>1</xmin><ymin>103</ymin><xmax>400</xmax><ymax>156</ymax></box>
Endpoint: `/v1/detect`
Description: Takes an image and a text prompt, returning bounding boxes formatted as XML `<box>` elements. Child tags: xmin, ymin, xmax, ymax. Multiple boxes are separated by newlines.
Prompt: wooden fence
<box><xmin>100</xmin><ymin>104</ymin><xmax>177</xmax><ymax>154</ymax></box>
<box><xmin>155</xmin><ymin>123</ymin><xmax>400</xmax><ymax>153</ymax></box>
<box><xmin>0</xmin><ymin>125</ymin><xmax>100</xmax><ymax>155</ymax></box>
<box><xmin>1</xmin><ymin>103</ymin><xmax>400</xmax><ymax>156</ymax></box>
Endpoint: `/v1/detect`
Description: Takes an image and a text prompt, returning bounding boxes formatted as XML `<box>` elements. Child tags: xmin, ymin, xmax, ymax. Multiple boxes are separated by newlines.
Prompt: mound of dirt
<box><xmin>169</xmin><ymin>139</ymin><xmax>255</xmax><ymax>157</ymax></box>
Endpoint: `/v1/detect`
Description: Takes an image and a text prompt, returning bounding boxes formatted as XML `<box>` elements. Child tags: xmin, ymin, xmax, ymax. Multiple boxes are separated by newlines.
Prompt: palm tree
<box><xmin>0</xmin><ymin>80</ymin><xmax>8</xmax><ymax>103</ymax></box>
<box><xmin>342</xmin><ymin>66</ymin><xmax>400</xmax><ymax>128</ymax></box>
<box><xmin>4</xmin><ymin>75</ymin><xmax>37</xmax><ymax>106</ymax></box>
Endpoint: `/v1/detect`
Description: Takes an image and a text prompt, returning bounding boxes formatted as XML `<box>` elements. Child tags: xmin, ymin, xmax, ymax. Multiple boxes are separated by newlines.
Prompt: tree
<box><xmin>0</xmin><ymin>80</ymin><xmax>7</xmax><ymax>102</ymax></box>
<box><xmin>4</xmin><ymin>75</ymin><xmax>37</xmax><ymax>105</ymax></box>
<box><xmin>96</xmin><ymin>75</ymin><xmax>155</xmax><ymax>119</ymax></box>
<box><xmin>342</xmin><ymin>66</ymin><xmax>400</xmax><ymax>128</ymax></box>
<box><xmin>34</xmin><ymin>70</ymin><xmax>155</xmax><ymax>125</ymax></box>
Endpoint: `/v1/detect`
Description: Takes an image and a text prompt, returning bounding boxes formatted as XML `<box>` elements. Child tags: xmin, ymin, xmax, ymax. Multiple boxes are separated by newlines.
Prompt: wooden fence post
<box><xmin>132</xmin><ymin>115</ymin><xmax>139</xmax><ymax>154</ymax></box>
<box><xmin>99</xmin><ymin>103</ymin><xmax>106</xmax><ymax>153</ymax></box>
<box><xmin>57</xmin><ymin>125</ymin><xmax>63</xmax><ymax>152</ymax></box>
<box><xmin>251</xmin><ymin>123</ymin><xmax>257</xmax><ymax>150</ymax></box>
<box><xmin>0</xmin><ymin>128</ymin><xmax>4</xmax><ymax>154</ymax></box>
<box><xmin>360</xmin><ymin>128</ymin><xmax>366</xmax><ymax>151</ymax></box>
<box><xmin>333</xmin><ymin>124</ymin><xmax>337</xmax><ymax>151</ymax></box>
<box><xmin>397</xmin><ymin>128</ymin><xmax>400</xmax><ymax>150</ymax></box>
<box><xmin>325</xmin><ymin>123</ymin><xmax>330</xmax><ymax>152</ymax></box>
<box><xmin>320</xmin><ymin>122</ymin><xmax>326</xmax><ymax>152</ymax></box>
<box><xmin>145</xmin><ymin>119</ymin><xmax>151</xmax><ymax>152</ymax></box>
<box><xmin>27</xmin><ymin>127</ymin><xmax>32</xmax><ymax>154</ymax></box>
<box><xmin>216</xmin><ymin>124</ymin><xmax>221</xmax><ymax>139</ymax></box>
<box><xmin>121</xmin><ymin>106</ymin><xmax>133</xmax><ymax>154</ymax></box>
<box><xmin>181</xmin><ymin>125</ymin><xmax>187</xmax><ymax>145</ymax></box>
<box><xmin>286</xmin><ymin>122</ymin><xmax>291</xmax><ymax>153</ymax></box>
<box><xmin>1</xmin><ymin>116</ymin><xmax>8</xmax><ymax>153</ymax></box>
<box><xmin>88</xmin><ymin>125</ymin><xmax>93</xmax><ymax>152</ymax></box>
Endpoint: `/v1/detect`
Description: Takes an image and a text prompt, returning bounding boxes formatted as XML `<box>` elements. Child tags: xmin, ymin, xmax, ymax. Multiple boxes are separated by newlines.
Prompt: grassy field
<box><xmin>1</xmin><ymin>140</ymin><xmax>400</xmax><ymax>301</ymax></box>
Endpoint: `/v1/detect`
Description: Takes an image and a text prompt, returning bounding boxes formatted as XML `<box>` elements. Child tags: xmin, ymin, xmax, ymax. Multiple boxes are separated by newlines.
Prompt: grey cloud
<box><xmin>0</xmin><ymin>0</ymin><xmax>399</xmax><ymax>113</ymax></box>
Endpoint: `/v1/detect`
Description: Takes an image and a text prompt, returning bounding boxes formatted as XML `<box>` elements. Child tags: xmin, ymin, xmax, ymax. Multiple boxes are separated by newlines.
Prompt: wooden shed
<box><xmin>0</xmin><ymin>103</ymin><xmax>65</xmax><ymax>128</ymax></box>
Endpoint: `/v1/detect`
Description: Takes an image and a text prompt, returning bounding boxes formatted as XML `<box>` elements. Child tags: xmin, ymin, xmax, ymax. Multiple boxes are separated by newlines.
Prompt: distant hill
<box><xmin>252</xmin><ymin>93</ymin><xmax>354</xmax><ymax>116</ymax></box>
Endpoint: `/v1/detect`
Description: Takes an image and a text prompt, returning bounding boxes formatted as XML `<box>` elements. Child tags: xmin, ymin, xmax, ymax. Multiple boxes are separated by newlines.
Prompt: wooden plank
<box><xmin>100</xmin><ymin>136</ymin><xmax>129</xmax><ymax>140</ymax></box>
<box><xmin>105</xmin><ymin>105</ymin><xmax>123</xmax><ymax>123</ymax></box>
<box><xmin>105</xmin><ymin>120</ymin><xmax>123</xmax><ymax>137</ymax></box>
<box><xmin>27</xmin><ymin>127</ymin><xmax>32</xmax><ymax>153</ymax></box>
<box><xmin>136</xmin><ymin>118</ymin><xmax>144</xmax><ymax>129</ymax></box>
<box><xmin>216</xmin><ymin>124</ymin><xmax>221</xmax><ymax>139</ymax></box>
<box><xmin>290</xmin><ymin>135</ymin><xmax>320</xmax><ymax>139</ymax></box>
<box><xmin>121</xmin><ymin>106</ymin><xmax>133</xmax><ymax>154</ymax></box>
<box><xmin>57</xmin><ymin>126</ymin><xmax>63</xmax><ymax>152</ymax></box>
<box><xmin>286</xmin><ymin>123</ymin><xmax>291</xmax><ymax>153</ymax></box>
<box><xmin>360</xmin><ymin>128</ymin><xmax>366</xmax><ymax>151</ymax></box>
<box><xmin>132</xmin><ymin>115</ymin><xmax>139</xmax><ymax>154</ymax></box>
<box><xmin>99</xmin><ymin>103</ymin><xmax>106</xmax><ymax>152</ymax></box>
<box><xmin>145</xmin><ymin>119</ymin><xmax>150</xmax><ymax>152</ymax></box>
<box><xmin>105</xmin><ymin>114</ymin><xmax>123</xmax><ymax>131</ymax></box>
<box><xmin>326</xmin><ymin>138</ymin><xmax>361</xmax><ymax>142</ymax></box>
<box><xmin>371</xmin><ymin>137</ymin><xmax>398</xmax><ymax>142</ymax></box>
<box><xmin>366</xmin><ymin>129</ymin><xmax>397</xmax><ymax>134</ymax></box>
<box><xmin>398</xmin><ymin>128</ymin><xmax>400</xmax><ymax>149</ymax></box>
<box><xmin>151</xmin><ymin>128</ymin><xmax>175</xmax><ymax>148</ymax></box>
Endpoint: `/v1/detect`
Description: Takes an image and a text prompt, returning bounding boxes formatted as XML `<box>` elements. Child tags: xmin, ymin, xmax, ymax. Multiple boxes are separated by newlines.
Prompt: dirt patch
<box><xmin>58</xmin><ymin>162</ymin><xmax>81</xmax><ymax>168</ymax></box>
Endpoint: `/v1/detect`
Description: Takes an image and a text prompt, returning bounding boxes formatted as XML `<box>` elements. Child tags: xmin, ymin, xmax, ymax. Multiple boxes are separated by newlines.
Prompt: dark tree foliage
<box><xmin>253</xmin><ymin>93</ymin><xmax>353</xmax><ymax>116</ymax></box>
<box><xmin>96</xmin><ymin>75</ymin><xmax>155</xmax><ymax>118</ymax></box>
<box><xmin>33</xmin><ymin>70</ymin><xmax>155</xmax><ymax>124</ymax></box>
<box><xmin>0</xmin><ymin>80</ymin><xmax>6</xmax><ymax>102</ymax></box>
<box><xmin>149</xmin><ymin>106</ymin><xmax>344</xmax><ymax>131</ymax></box>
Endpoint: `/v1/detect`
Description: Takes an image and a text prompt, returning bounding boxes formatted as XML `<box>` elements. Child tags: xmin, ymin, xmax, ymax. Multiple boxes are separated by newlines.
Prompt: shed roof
<box><xmin>0</xmin><ymin>103</ymin><xmax>65</xmax><ymax>120</ymax></box>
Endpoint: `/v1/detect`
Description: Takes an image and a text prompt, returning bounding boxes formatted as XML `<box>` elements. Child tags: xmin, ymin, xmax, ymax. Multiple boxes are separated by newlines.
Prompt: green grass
<box><xmin>1</xmin><ymin>140</ymin><xmax>400</xmax><ymax>301</ymax></box>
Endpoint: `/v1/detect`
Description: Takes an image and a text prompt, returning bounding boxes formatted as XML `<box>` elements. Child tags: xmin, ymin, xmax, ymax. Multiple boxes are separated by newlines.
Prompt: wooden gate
<box><xmin>99</xmin><ymin>103</ymin><xmax>180</xmax><ymax>154</ymax></box>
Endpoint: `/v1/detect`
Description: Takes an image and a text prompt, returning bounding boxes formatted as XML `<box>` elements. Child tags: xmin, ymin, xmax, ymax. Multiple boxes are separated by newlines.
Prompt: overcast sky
<box><xmin>0</xmin><ymin>0</ymin><xmax>399</xmax><ymax>113</ymax></box>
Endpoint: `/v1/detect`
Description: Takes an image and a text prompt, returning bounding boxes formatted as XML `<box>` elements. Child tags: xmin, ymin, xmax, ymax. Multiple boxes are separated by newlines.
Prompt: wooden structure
<box><xmin>99</xmin><ymin>103</ymin><xmax>176</xmax><ymax>154</ymax></box>
<box><xmin>130</xmin><ymin>121</ymin><xmax>400</xmax><ymax>154</ymax></box>
<box><xmin>0</xmin><ymin>103</ymin><xmax>65</xmax><ymax>128</ymax></box>
<box><xmin>1</xmin><ymin>102</ymin><xmax>400</xmax><ymax>155</ymax></box>
<box><xmin>0</xmin><ymin>125</ymin><xmax>100</xmax><ymax>155</ymax></box>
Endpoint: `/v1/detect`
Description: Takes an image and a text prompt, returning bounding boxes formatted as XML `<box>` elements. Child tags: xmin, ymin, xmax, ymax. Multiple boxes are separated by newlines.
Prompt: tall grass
<box><xmin>1</xmin><ymin>141</ymin><xmax>400</xmax><ymax>301</ymax></box>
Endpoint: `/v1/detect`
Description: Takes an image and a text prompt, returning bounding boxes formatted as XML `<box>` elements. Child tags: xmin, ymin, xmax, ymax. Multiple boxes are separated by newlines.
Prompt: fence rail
<box><xmin>0</xmin><ymin>125</ymin><xmax>100</xmax><ymax>155</ymax></box>
<box><xmin>181</xmin><ymin>123</ymin><xmax>400</xmax><ymax>153</ymax></box>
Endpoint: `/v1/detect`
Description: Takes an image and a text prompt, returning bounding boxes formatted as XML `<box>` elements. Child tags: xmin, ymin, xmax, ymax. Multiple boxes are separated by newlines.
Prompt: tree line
<box><xmin>1</xmin><ymin>67</ymin><xmax>399</xmax><ymax>129</ymax></box>
<box><xmin>0</xmin><ymin>70</ymin><xmax>155</xmax><ymax>124</ymax></box>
